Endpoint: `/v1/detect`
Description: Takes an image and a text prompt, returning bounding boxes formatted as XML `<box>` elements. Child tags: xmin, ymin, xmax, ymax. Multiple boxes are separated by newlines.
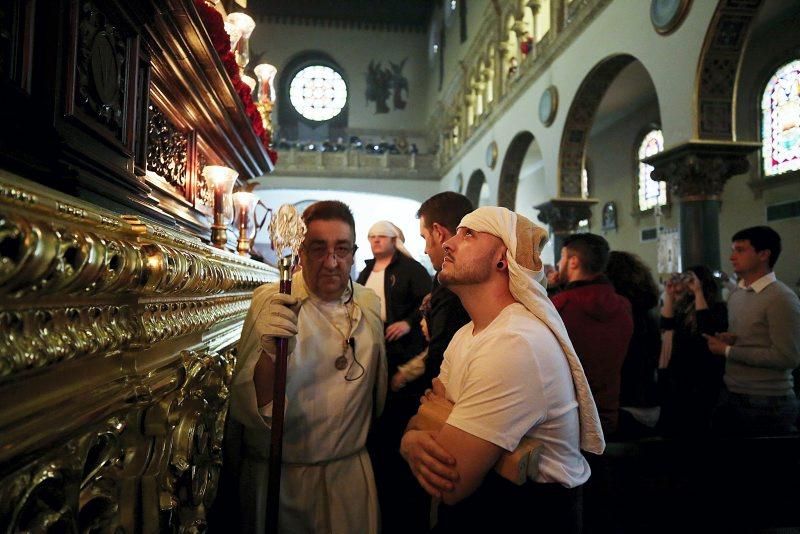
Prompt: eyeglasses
<box><xmin>304</xmin><ymin>243</ymin><xmax>358</xmax><ymax>261</ymax></box>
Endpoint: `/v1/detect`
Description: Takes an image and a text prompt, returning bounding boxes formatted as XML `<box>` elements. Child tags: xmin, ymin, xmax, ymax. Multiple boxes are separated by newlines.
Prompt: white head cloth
<box><xmin>459</xmin><ymin>206</ymin><xmax>605</xmax><ymax>454</ymax></box>
<box><xmin>369</xmin><ymin>220</ymin><xmax>412</xmax><ymax>258</ymax></box>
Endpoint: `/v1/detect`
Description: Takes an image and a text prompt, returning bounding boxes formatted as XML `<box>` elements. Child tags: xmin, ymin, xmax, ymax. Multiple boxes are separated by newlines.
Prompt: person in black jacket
<box><xmin>357</xmin><ymin>221</ymin><xmax>431</xmax><ymax>376</ymax></box>
<box><xmin>414</xmin><ymin>192</ymin><xmax>474</xmax><ymax>397</ymax></box>
<box><xmin>658</xmin><ymin>265</ymin><xmax>728</xmax><ymax>436</ymax></box>
<box><xmin>606</xmin><ymin>251</ymin><xmax>662</xmax><ymax>438</ymax></box>
<box><xmin>358</xmin><ymin>219</ymin><xmax>431</xmax><ymax>534</ymax></box>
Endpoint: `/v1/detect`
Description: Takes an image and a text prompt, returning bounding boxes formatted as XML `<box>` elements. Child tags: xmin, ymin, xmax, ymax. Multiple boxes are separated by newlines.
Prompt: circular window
<box><xmin>288</xmin><ymin>65</ymin><xmax>347</xmax><ymax>122</ymax></box>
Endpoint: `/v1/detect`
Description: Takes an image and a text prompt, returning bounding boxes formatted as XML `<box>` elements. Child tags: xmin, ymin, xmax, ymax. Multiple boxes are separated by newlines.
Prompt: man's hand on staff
<box><xmin>255</xmin><ymin>293</ymin><xmax>300</xmax><ymax>407</ymax></box>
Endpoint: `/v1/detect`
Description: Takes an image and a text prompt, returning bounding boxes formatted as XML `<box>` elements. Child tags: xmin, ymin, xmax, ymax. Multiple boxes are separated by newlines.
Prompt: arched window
<box><xmin>761</xmin><ymin>59</ymin><xmax>800</xmax><ymax>177</ymax></box>
<box><xmin>637</xmin><ymin>128</ymin><xmax>666</xmax><ymax>212</ymax></box>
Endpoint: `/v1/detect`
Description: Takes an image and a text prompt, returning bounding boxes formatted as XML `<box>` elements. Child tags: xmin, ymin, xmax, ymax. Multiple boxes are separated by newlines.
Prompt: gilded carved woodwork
<box><xmin>75</xmin><ymin>1</ymin><xmax>130</xmax><ymax>143</ymax></box>
<box><xmin>0</xmin><ymin>172</ymin><xmax>276</xmax><ymax>532</ymax></box>
<box><xmin>147</xmin><ymin>104</ymin><xmax>189</xmax><ymax>199</ymax></box>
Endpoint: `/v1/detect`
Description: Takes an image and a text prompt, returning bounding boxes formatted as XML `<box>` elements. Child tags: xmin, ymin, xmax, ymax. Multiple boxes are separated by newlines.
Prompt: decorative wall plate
<box><xmin>485</xmin><ymin>141</ymin><xmax>498</xmax><ymax>169</ymax></box>
<box><xmin>538</xmin><ymin>85</ymin><xmax>558</xmax><ymax>127</ymax></box>
<box><xmin>650</xmin><ymin>0</ymin><xmax>691</xmax><ymax>36</ymax></box>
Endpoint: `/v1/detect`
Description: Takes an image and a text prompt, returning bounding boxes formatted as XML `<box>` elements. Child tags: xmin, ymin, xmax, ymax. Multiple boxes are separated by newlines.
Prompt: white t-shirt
<box><xmin>440</xmin><ymin>302</ymin><xmax>591</xmax><ymax>488</ymax></box>
<box><xmin>365</xmin><ymin>269</ymin><xmax>387</xmax><ymax>322</ymax></box>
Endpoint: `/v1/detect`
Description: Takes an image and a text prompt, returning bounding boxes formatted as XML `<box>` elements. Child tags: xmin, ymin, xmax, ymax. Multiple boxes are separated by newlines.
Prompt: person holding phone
<box><xmin>659</xmin><ymin>266</ymin><xmax>728</xmax><ymax>436</ymax></box>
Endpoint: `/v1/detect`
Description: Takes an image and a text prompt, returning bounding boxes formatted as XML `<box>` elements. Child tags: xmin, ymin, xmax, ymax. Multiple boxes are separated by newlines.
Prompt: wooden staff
<box><xmin>266</xmin><ymin>205</ymin><xmax>305</xmax><ymax>533</ymax></box>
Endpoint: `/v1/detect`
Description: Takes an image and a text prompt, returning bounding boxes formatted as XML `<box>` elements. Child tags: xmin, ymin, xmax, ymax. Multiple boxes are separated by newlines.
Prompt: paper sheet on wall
<box><xmin>657</xmin><ymin>228</ymin><xmax>681</xmax><ymax>275</ymax></box>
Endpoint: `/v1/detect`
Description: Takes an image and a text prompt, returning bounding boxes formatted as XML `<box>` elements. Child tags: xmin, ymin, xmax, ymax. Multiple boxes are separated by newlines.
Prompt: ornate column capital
<box><xmin>534</xmin><ymin>198</ymin><xmax>598</xmax><ymax>235</ymax></box>
<box><xmin>643</xmin><ymin>141</ymin><xmax>760</xmax><ymax>200</ymax></box>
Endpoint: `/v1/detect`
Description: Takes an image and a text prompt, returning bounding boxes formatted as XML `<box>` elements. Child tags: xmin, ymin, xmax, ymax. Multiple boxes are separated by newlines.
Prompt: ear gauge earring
<box><xmin>497</xmin><ymin>261</ymin><xmax>505</xmax><ymax>269</ymax></box>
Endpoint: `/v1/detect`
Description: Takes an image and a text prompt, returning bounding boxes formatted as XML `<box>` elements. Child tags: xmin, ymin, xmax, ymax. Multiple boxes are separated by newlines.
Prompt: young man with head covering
<box><xmin>229</xmin><ymin>200</ymin><xmax>387</xmax><ymax>534</ymax></box>
<box><xmin>400</xmin><ymin>206</ymin><xmax>604</xmax><ymax>533</ymax></box>
<box><xmin>357</xmin><ymin>220</ymin><xmax>431</xmax><ymax>534</ymax></box>
<box><xmin>358</xmin><ymin>221</ymin><xmax>431</xmax><ymax>365</ymax></box>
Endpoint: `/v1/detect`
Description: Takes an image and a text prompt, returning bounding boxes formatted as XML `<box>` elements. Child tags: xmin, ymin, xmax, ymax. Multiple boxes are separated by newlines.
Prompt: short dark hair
<box><xmin>562</xmin><ymin>233</ymin><xmax>610</xmax><ymax>274</ymax></box>
<box><xmin>416</xmin><ymin>192</ymin><xmax>474</xmax><ymax>234</ymax></box>
<box><xmin>732</xmin><ymin>226</ymin><xmax>781</xmax><ymax>268</ymax></box>
<box><xmin>302</xmin><ymin>200</ymin><xmax>356</xmax><ymax>241</ymax></box>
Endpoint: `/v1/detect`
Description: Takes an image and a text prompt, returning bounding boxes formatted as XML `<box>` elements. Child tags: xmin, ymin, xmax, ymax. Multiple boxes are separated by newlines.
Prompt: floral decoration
<box><xmin>194</xmin><ymin>0</ymin><xmax>278</xmax><ymax>164</ymax></box>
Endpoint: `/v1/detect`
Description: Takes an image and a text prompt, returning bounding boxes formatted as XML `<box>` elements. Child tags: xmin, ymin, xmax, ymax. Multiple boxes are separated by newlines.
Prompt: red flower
<box><xmin>194</xmin><ymin>0</ymin><xmax>276</xmax><ymax>161</ymax></box>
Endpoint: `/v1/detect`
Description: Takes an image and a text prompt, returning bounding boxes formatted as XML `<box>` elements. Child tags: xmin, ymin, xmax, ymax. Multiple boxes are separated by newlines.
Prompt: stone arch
<box><xmin>497</xmin><ymin>131</ymin><xmax>534</xmax><ymax>209</ymax></box>
<box><xmin>558</xmin><ymin>54</ymin><xmax>637</xmax><ymax>197</ymax></box>
<box><xmin>465</xmin><ymin>169</ymin><xmax>487</xmax><ymax>207</ymax></box>
<box><xmin>695</xmin><ymin>0</ymin><xmax>765</xmax><ymax>140</ymax></box>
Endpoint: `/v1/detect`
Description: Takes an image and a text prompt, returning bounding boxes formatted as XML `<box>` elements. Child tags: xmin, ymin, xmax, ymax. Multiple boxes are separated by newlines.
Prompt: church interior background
<box><xmin>0</xmin><ymin>0</ymin><xmax>798</xmax><ymax>531</ymax></box>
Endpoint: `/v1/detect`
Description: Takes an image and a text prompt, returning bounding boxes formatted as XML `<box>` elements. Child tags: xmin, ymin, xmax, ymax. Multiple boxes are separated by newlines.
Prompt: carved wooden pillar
<box><xmin>645</xmin><ymin>141</ymin><xmax>760</xmax><ymax>270</ymax></box>
<box><xmin>535</xmin><ymin>198</ymin><xmax>597</xmax><ymax>263</ymax></box>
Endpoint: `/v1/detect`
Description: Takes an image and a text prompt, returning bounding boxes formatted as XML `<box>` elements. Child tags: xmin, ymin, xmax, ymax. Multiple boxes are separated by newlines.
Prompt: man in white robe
<box><xmin>230</xmin><ymin>200</ymin><xmax>387</xmax><ymax>534</ymax></box>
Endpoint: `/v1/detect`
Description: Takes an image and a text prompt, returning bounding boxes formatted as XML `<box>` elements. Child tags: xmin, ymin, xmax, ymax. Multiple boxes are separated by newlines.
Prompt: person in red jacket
<box><xmin>550</xmin><ymin>234</ymin><xmax>633</xmax><ymax>436</ymax></box>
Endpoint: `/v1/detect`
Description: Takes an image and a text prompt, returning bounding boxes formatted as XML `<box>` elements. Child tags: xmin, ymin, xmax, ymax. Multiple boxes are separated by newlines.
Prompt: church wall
<box><xmin>437</xmin><ymin>1</ymin><xmax>798</xmax><ymax>287</ymax></box>
<box><xmin>429</xmin><ymin>0</ymin><xmax>493</xmax><ymax>113</ymax></box>
<box><xmin>586</xmin><ymin>98</ymin><xmax>676</xmax><ymax>273</ymax></box>
<box><xmin>250</xmin><ymin>20</ymin><xmax>429</xmax><ymax>137</ymax></box>
<box><xmin>440</xmin><ymin>0</ymin><xmax>719</xmax><ymax>192</ymax></box>
<box><xmin>258</xmin><ymin>175</ymin><xmax>440</xmax><ymax>203</ymax></box>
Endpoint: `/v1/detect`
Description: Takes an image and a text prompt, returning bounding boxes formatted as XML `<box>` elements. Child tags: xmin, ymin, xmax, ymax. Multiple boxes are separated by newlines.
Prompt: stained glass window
<box><xmin>638</xmin><ymin>129</ymin><xmax>666</xmax><ymax>211</ymax></box>
<box><xmin>289</xmin><ymin>65</ymin><xmax>347</xmax><ymax>122</ymax></box>
<box><xmin>762</xmin><ymin>59</ymin><xmax>800</xmax><ymax>176</ymax></box>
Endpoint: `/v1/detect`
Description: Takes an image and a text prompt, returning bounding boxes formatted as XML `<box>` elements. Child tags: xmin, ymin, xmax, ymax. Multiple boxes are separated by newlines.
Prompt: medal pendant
<box><xmin>335</xmin><ymin>355</ymin><xmax>348</xmax><ymax>370</ymax></box>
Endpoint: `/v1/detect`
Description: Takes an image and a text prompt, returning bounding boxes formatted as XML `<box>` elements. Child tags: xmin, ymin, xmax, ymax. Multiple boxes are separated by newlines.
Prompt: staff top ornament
<box><xmin>268</xmin><ymin>204</ymin><xmax>306</xmax><ymax>262</ymax></box>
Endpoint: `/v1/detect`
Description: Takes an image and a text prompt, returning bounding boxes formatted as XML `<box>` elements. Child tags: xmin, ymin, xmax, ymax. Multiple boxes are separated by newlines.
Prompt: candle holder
<box><xmin>254</xmin><ymin>63</ymin><xmax>277</xmax><ymax>133</ymax></box>
<box><xmin>202</xmin><ymin>165</ymin><xmax>238</xmax><ymax>249</ymax></box>
<box><xmin>227</xmin><ymin>13</ymin><xmax>255</xmax><ymax>70</ymax></box>
<box><xmin>232</xmin><ymin>190</ymin><xmax>270</xmax><ymax>256</ymax></box>
<box><xmin>241</xmin><ymin>74</ymin><xmax>257</xmax><ymax>94</ymax></box>
<box><xmin>254</xmin><ymin>63</ymin><xmax>277</xmax><ymax>104</ymax></box>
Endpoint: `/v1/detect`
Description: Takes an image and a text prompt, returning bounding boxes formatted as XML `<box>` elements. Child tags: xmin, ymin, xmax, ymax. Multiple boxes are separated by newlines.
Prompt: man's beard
<box><xmin>439</xmin><ymin>250</ymin><xmax>494</xmax><ymax>287</ymax></box>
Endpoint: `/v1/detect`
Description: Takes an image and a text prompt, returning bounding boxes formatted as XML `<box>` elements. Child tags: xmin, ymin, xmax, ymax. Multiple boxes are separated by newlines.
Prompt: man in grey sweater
<box><xmin>706</xmin><ymin>226</ymin><xmax>800</xmax><ymax>435</ymax></box>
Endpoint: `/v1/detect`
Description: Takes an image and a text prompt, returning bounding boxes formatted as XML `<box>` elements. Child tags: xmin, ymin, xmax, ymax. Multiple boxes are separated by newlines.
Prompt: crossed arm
<box><xmin>400</xmin><ymin>379</ymin><xmax>504</xmax><ymax>505</ymax></box>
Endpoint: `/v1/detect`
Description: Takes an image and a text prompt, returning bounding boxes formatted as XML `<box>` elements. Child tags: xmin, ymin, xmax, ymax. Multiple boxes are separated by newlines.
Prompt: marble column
<box><xmin>535</xmin><ymin>198</ymin><xmax>597</xmax><ymax>263</ymax></box>
<box><xmin>644</xmin><ymin>141</ymin><xmax>760</xmax><ymax>271</ymax></box>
